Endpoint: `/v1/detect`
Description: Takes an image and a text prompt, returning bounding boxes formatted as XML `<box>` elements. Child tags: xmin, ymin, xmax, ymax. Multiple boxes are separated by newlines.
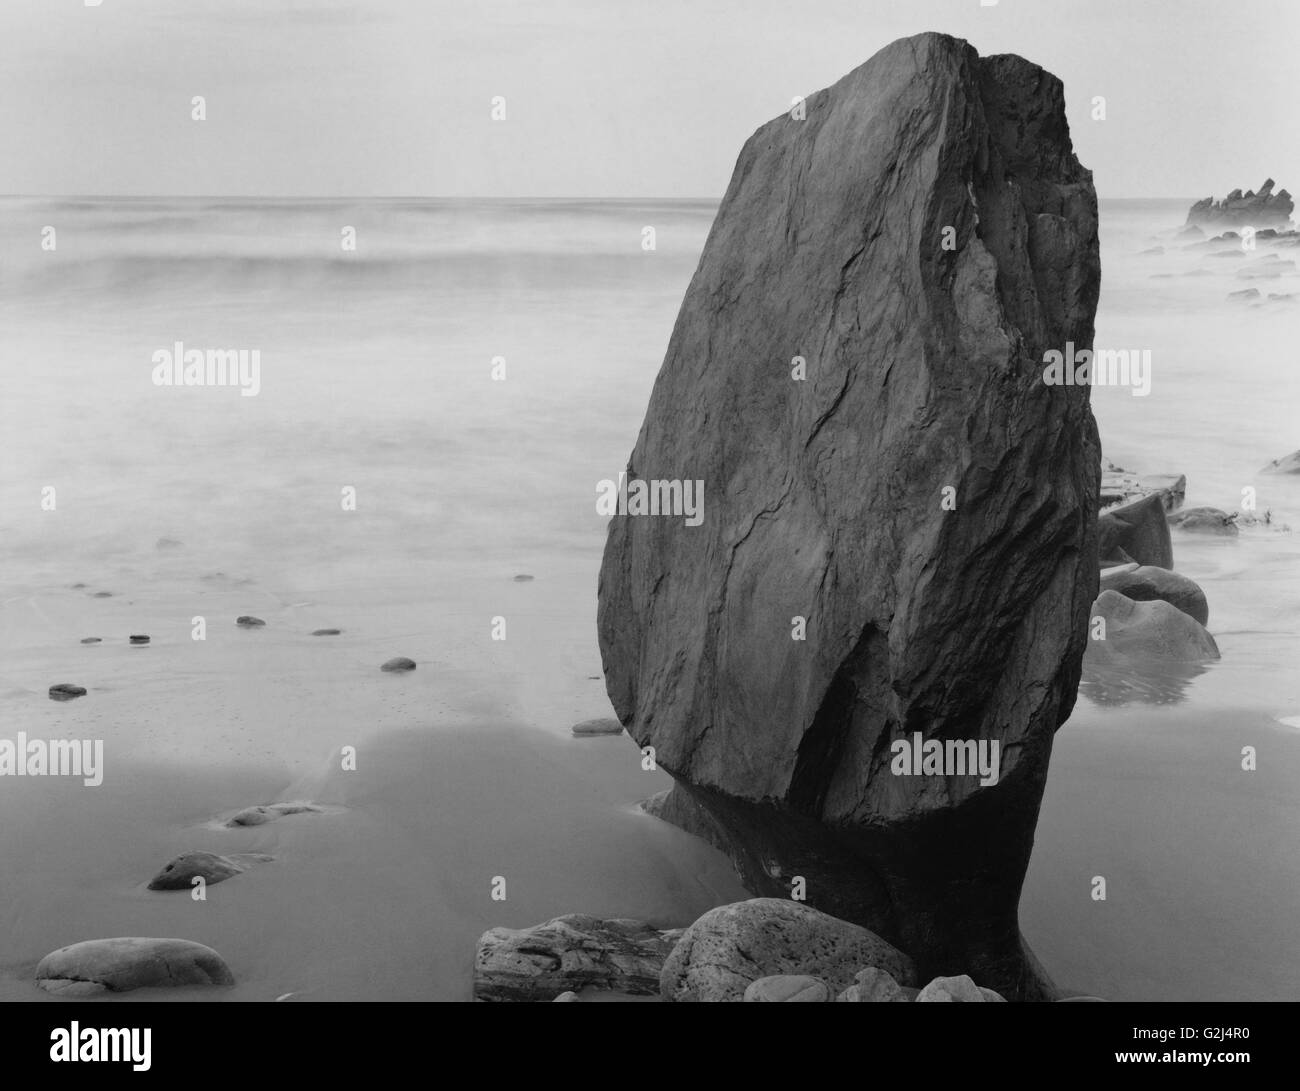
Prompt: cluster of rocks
<box><xmin>1186</xmin><ymin>179</ymin><xmax>1294</xmax><ymax>228</ymax></box>
<box><xmin>474</xmin><ymin>899</ymin><xmax>1098</xmax><ymax>1002</ymax></box>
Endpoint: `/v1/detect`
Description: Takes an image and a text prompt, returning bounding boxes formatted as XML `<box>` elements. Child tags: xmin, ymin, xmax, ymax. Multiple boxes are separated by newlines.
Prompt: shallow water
<box><xmin>0</xmin><ymin>197</ymin><xmax>1296</xmax><ymax>1000</ymax></box>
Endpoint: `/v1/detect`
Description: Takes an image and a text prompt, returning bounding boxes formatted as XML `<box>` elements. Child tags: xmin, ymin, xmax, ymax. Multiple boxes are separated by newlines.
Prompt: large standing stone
<box><xmin>660</xmin><ymin>899</ymin><xmax>916</xmax><ymax>1002</ymax></box>
<box><xmin>596</xmin><ymin>33</ymin><xmax>1099</xmax><ymax>1000</ymax></box>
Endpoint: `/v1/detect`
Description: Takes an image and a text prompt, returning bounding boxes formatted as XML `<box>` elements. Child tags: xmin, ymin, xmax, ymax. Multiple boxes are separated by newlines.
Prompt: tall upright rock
<box><xmin>597</xmin><ymin>33</ymin><xmax>1100</xmax><ymax>1000</ymax></box>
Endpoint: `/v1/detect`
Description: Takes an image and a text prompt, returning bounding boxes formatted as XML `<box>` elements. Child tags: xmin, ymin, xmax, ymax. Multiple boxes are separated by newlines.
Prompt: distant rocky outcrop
<box><xmin>1168</xmin><ymin>507</ymin><xmax>1239</xmax><ymax>536</ymax></box>
<box><xmin>597</xmin><ymin>32</ymin><xmax>1099</xmax><ymax>1001</ymax></box>
<box><xmin>1186</xmin><ymin>179</ymin><xmax>1294</xmax><ymax>228</ymax></box>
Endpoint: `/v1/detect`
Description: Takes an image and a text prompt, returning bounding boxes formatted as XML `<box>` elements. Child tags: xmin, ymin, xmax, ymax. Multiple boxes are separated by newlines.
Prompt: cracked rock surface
<box><xmin>597</xmin><ymin>32</ymin><xmax>1100</xmax><ymax>1001</ymax></box>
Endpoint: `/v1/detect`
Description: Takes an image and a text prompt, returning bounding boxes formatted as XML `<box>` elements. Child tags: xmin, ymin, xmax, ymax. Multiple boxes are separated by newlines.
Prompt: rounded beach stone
<box><xmin>312</xmin><ymin>628</ymin><xmax>342</xmax><ymax>636</ymax></box>
<box><xmin>660</xmin><ymin>898</ymin><xmax>915</xmax><ymax>1002</ymax></box>
<box><xmin>836</xmin><ymin>966</ymin><xmax>908</xmax><ymax>1002</ymax></box>
<box><xmin>80</xmin><ymin>637</ymin><xmax>102</xmax><ymax>645</ymax></box>
<box><xmin>381</xmin><ymin>657</ymin><xmax>416</xmax><ymax>672</ymax></box>
<box><xmin>236</xmin><ymin>615</ymin><xmax>266</xmax><ymax>627</ymax></box>
<box><xmin>916</xmin><ymin>974</ymin><xmax>987</xmax><ymax>1002</ymax></box>
<box><xmin>48</xmin><ymin>683</ymin><xmax>87</xmax><ymax>701</ymax></box>
<box><xmin>129</xmin><ymin>634</ymin><xmax>150</xmax><ymax>645</ymax></box>
<box><xmin>35</xmin><ymin>937</ymin><xmax>234</xmax><ymax>995</ymax></box>
<box><xmin>743</xmin><ymin>975</ymin><xmax>831</xmax><ymax>1002</ymax></box>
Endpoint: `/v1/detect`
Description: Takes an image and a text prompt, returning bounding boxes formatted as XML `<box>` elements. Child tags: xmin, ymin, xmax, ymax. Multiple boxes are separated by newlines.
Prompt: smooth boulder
<box><xmin>35</xmin><ymin>938</ymin><xmax>234</xmax><ymax>995</ymax></box>
<box><xmin>1085</xmin><ymin>590</ymin><xmax>1220</xmax><ymax>664</ymax></box>
<box><xmin>1098</xmin><ymin>493</ymin><xmax>1174</xmax><ymax>568</ymax></box>
<box><xmin>660</xmin><ymin>899</ymin><xmax>915</xmax><ymax>1002</ymax></box>
<box><xmin>235</xmin><ymin>615</ymin><xmax>265</xmax><ymax>627</ymax></box>
<box><xmin>1099</xmin><ymin>565</ymin><xmax>1209</xmax><ymax>626</ymax></box>
<box><xmin>597</xmin><ymin>32</ymin><xmax>1100</xmax><ymax>1000</ymax></box>
<box><xmin>380</xmin><ymin>657</ymin><xmax>416</xmax><ymax>672</ymax></box>
<box><xmin>474</xmin><ymin>915</ymin><xmax>681</xmax><ymax>1001</ymax></box>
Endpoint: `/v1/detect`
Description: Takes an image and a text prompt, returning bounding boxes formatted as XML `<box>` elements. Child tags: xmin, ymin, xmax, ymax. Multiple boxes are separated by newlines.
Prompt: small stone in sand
<box><xmin>513</xmin><ymin>574</ymin><xmax>535</xmax><ymax>582</ymax></box>
<box><xmin>571</xmin><ymin>718</ymin><xmax>624</xmax><ymax>737</ymax></box>
<box><xmin>236</xmin><ymin>615</ymin><xmax>266</xmax><ymax>627</ymax></box>
<box><xmin>147</xmin><ymin>850</ymin><xmax>272</xmax><ymax>891</ymax></box>
<box><xmin>49</xmin><ymin>683</ymin><xmax>88</xmax><ymax>701</ymax></box>
<box><xmin>71</xmin><ymin>583</ymin><xmax>87</xmax><ymax>590</ymax></box>
<box><xmin>80</xmin><ymin>638</ymin><xmax>102</xmax><ymax>645</ymax></box>
<box><xmin>129</xmin><ymin>634</ymin><xmax>150</xmax><ymax>645</ymax></box>
<box><xmin>91</xmin><ymin>591</ymin><xmax>113</xmax><ymax>598</ymax></box>
<box><xmin>312</xmin><ymin>628</ymin><xmax>342</xmax><ymax>636</ymax></box>
<box><xmin>225</xmin><ymin>802</ymin><xmax>323</xmax><ymax>828</ymax></box>
<box><xmin>155</xmin><ymin>537</ymin><xmax>183</xmax><ymax>549</ymax></box>
<box><xmin>381</xmin><ymin>657</ymin><xmax>417</xmax><ymax>672</ymax></box>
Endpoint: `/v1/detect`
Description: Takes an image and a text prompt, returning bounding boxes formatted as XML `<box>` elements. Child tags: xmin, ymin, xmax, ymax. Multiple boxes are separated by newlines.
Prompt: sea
<box><xmin>0</xmin><ymin>196</ymin><xmax>1295</xmax><ymax>1000</ymax></box>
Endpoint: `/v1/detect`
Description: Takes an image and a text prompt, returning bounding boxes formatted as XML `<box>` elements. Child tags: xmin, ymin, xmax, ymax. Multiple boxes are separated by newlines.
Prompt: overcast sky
<box><xmin>0</xmin><ymin>0</ymin><xmax>1294</xmax><ymax>199</ymax></box>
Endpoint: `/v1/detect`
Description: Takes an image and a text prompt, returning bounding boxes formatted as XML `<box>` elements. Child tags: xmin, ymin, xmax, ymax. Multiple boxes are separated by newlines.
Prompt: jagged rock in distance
<box><xmin>1186</xmin><ymin>179</ymin><xmax>1294</xmax><ymax>228</ymax></box>
<box><xmin>597</xmin><ymin>33</ymin><xmax>1100</xmax><ymax>1001</ymax></box>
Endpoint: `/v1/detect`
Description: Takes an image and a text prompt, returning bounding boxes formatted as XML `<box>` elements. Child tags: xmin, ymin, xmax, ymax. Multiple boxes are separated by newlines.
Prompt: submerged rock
<box><xmin>225</xmin><ymin>802</ymin><xmax>322</xmax><ymax>828</ymax></box>
<box><xmin>311</xmin><ymin>628</ymin><xmax>342</xmax><ymax>636</ymax></box>
<box><xmin>1168</xmin><ymin>507</ymin><xmax>1238</xmax><ymax>536</ymax></box>
<box><xmin>1261</xmin><ymin>449</ymin><xmax>1300</xmax><ymax>474</ymax></box>
<box><xmin>570</xmin><ymin>718</ymin><xmax>624</xmax><ymax>737</ymax></box>
<box><xmin>380</xmin><ymin>657</ymin><xmax>416</xmax><ymax>672</ymax></box>
<box><xmin>1099</xmin><ymin>565</ymin><xmax>1209</xmax><ymax>626</ymax></box>
<box><xmin>235</xmin><ymin>615</ymin><xmax>265</xmax><ymax>628</ymax></box>
<box><xmin>1085</xmin><ymin>590</ymin><xmax>1220</xmax><ymax>664</ymax></box>
<box><xmin>597</xmin><ymin>33</ymin><xmax>1100</xmax><ymax>1000</ymax></box>
<box><xmin>1099</xmin><ymin>493</ymin><xmax>1174</xmax><ymax>568</ymax></box>
<box><xmin>48</xmin><ymin>683</ymin><xmax>87</xmax><ymax>701</ymax></box>
<box><xmin>660</xmin><ymin>899</ymin><xmax>915</xmax><ymax>1003</ymax></box>
<box><xmin>35</xmin><ymin>938</ymin><xmax>234</xmax><ymax>995</ymax></box>
<box><xmin>474</xmin><ymin>915</ymin><xmax>681</xmax><ymax>1001</ymax></box>
<box><xmin>146</xmin><ymin>851</ymin><xmax>272</xmax><ymax>891</ymax></box>
<box><xmin>79</xmin><ymin>638</ymin><xmax>101</xmax><ymax>645</ymax></box>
